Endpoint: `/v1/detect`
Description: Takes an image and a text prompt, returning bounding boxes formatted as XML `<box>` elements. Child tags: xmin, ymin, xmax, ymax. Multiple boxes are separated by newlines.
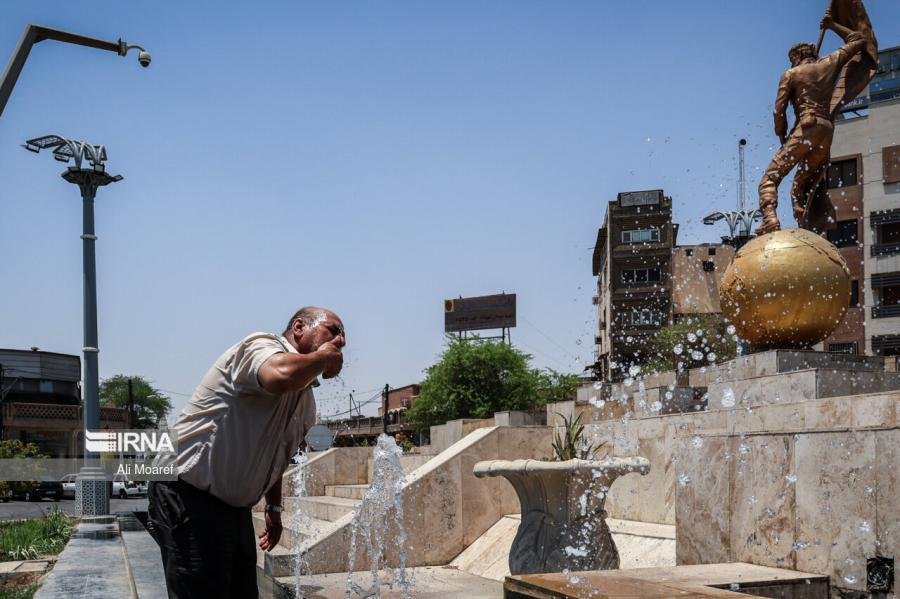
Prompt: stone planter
<box><xmin>473</xmin><ymin>457</ymin><xmax>650</xmax><ymax>575</ymax></box>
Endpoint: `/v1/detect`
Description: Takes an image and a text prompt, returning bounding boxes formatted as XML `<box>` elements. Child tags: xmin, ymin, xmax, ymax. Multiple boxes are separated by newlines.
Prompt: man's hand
<box><xmin>820</xmin><ymin>13</ymin><xmax>834</xmax><ymax>31</ymax></box>
<box><xmin>258</xmin><ymin>511</ymin><xmax>283</xmax><ymax>552</ymax></box>
<box><xmin>316</xmin><ymin>340</ymin><xmax>343</xmax><ymax>379</ymax></box>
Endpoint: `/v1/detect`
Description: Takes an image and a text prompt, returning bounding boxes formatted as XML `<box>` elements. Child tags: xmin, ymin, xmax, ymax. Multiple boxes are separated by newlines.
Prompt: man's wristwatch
<box><xmin>265</xmin><ymin>504</ymin><xmax>283</xmax><ymax>514</ymax></box>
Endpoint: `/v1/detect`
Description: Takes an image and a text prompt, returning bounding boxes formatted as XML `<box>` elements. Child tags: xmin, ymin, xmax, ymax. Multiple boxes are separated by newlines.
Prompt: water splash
<box><xmin>290</xmin><ymin>450</ymin><xmax>321</xmax><ymax>599</ymax></box>
<box><xmin>346</xmin><ymin>434</ymin><xmax>410</xmax><ymax>599</ymax></box>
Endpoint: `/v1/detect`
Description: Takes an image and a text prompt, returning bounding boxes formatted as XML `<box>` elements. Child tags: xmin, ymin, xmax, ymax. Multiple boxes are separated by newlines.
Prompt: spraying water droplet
<box><xmin>721</xmin><ymin>387</ymin><xmax>736</xmax><ymax>408</ymax></box>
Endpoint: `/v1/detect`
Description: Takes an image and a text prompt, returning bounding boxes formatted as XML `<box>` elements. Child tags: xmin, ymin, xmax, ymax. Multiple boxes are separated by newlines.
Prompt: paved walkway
<box><xmin>34</xmin><ymin>512</ymin><xmax>165</xmax><ymax>599</ymax></box>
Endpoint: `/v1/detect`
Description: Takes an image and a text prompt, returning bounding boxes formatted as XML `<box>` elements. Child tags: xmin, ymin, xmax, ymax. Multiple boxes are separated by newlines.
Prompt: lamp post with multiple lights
<box><xmin>3</xmin><ymin>23</ymin><xmax>150</xmax><ymax>515</ymax></box>
<box><xmin>24</xmin><ymin>135</ymin><xmax>124</xmax><ymax>515</ymax></box>
<box><xmin>703</xmin><ymin>138</ymin><xmax>761</xmax><ymax>248</ymax></box>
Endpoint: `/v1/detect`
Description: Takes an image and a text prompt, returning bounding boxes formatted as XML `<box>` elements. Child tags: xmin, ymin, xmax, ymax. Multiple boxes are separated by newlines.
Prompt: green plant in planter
<box><xmin>551</xmin><ymin>411</ymin><xmax>606</xmax><ymax>461</ymax></box>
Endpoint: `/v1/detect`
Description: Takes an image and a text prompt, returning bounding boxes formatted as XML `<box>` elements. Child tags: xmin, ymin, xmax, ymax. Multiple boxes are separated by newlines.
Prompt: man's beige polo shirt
<box><xmin>172</xmin><ymin>332</ymin><xmax>316</xmax><ymax>507</ymax></box>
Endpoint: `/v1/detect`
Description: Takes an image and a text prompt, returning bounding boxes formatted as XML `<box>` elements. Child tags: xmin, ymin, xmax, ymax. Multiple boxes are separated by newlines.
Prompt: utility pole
<box><xmin>127</xmin><ymin>378</ymin><xmax>135</xmax><ymax>428</ymax></box>
<box><xmin>381</xmin><ymin>384</ymin><xmax>390</xmax><ymax>434</ymax></box>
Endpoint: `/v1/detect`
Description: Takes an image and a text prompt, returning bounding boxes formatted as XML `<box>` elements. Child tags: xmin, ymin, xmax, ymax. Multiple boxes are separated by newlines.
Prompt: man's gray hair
<box><xmin>283</xmin><ymin>307</ymin><xmax>326</xmax><ymax>334</ymax></box>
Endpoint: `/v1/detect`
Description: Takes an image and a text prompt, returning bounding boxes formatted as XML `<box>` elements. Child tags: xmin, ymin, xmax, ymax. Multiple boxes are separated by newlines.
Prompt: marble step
<box><xmin>705</xmin><ymin>367</ymin><xmax>900</xmax><ymax>411</ymax></box>
<box><xmin>284</xmin><ymin>495</ymin><xmax>360</xmax><ymax>522</ymax></box>
<box><xmin>251</xmin><ymin>512</ymin><xmax>334</xmax><ymax>550</ymax></box>
<box><xmin>325</xmin><ymin>484</ymin><xmax>369</xmax><ymax>500</ymax></box>
<box><xmin>690</xmin><ymin>349</ymin><xmax>887</xmax><ymax>387</ymax></box>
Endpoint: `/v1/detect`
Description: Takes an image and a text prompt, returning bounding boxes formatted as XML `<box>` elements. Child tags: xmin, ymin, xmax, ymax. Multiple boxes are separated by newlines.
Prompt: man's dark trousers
<box><xmin>148</xmin><ymin>480</ymin><xmax>258</xmax><ymax>598</ymax></box>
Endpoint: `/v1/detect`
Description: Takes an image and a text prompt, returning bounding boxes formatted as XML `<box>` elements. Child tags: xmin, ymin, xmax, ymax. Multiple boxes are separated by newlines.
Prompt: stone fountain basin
<box><xmin>473</xmin><ymin>457</ymin><xmax>651</xmax><ymax>575</ymax></box>
<box><xmin>473</xmin><ymin>457</ymin><xmax>649</xmax><ymax>480</ymax></box>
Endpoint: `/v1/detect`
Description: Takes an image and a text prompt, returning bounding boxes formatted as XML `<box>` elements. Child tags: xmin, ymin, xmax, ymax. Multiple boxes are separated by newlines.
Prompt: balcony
<box><xmin>871</xmin><ymin>242</ymin><xmax>900</xmax><ymax>257</ymax></box>
<box><xmin>1</xmin><ymin>402</ymin><xmax>129</xmax><ymax>430</ymax></box>
<box><xmin>872</xmin><ymin>304</ymin><xmax>900</xmax><ymax>318</ymax></box>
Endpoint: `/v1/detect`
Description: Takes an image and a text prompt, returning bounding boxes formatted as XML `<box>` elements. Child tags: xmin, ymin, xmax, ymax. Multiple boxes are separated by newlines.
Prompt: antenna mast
<box><xmin>737</xmin><ymin>138</ymin><xmax>747</xmax><ymax>211</ymax></box>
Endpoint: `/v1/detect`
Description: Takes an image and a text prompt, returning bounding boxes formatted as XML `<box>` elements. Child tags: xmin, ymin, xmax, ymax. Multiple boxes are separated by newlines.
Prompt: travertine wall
<box><xmin>425</xmin><ymin>418</ymin><xmax>495</xmax><ymax>455</ymax></box>
<box><xmin>676</xmin><ymin>425</ymin><xmax>897</xmax><ymax>598</ymax></box>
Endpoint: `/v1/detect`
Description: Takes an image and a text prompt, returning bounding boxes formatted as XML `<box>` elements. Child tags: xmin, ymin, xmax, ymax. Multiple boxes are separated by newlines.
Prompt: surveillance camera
<box><xmin>138</xmin><ymin>51</ymin><xmax>151</xmax><ymax>68</ymax></box>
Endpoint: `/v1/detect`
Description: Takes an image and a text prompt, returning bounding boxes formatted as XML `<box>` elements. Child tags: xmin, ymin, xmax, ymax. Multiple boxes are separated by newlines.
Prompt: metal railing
<box><xmin>871</xmin><ymin>242</ymin><xmax>900</xmax><ymax>257</ymax></box>
<box><xmin>872</xmin><ymin>304</ymin><xmax>900</xmax><ymax>318</ymax></box>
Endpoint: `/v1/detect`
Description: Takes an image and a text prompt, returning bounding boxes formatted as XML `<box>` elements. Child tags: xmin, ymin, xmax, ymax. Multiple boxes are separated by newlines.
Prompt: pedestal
<box><xmin>75</xmin><ymin>466</ymin><xmax>109</xmax><ymax>516</ymax></box>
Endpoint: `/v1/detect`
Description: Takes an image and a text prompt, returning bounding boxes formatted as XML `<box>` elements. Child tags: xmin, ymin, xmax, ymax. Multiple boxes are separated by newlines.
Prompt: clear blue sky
<box><xmin>2</xmin><ymin>1</ymin><xmax>898</xmax><ymax>419</ymax></box>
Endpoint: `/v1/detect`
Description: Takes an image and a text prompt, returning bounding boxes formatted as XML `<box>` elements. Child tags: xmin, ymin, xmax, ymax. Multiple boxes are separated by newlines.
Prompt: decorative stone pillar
<box><xmin>473</xmin><ymin>457</ymin><xmax>650</xmax><ymax>575</ymax></box>
<box><xmin>75</xmin><ymin>467</ymin><xmax>109</xmax><ymax>516</ymax></box>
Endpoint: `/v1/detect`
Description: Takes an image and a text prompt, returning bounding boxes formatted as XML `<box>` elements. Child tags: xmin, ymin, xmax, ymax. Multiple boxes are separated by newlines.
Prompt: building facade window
<box><xmin>827</xmin><ymin>158</ymin><xmax>858</xmax><ymax>188</ymax></box>
<box><xmin>850</xmin><ymin>280</ymin><xmax>859</xmax><ymax>307</ymax></box>
<box><xmin>871</xmin><ymin>272</ymin><xmax>900</xmax><ymax>319</ymax></box>
<box><xmin>623</xmin><ymin>309</ymin><xmax>664</xmax><ymax>327</ymax></box>
<box><xmin>622</xmin><ymin>228</ymin><xmax>660</xmax><ymax>243</ymax></box>
<box><xmin>828</xmin><ymin>342</ymin><xmax>858</xmax><ymax>354</ymax></box>
<box><xmin>826</xmin><ymin>219</ymin><xmax>858</xmax><ymax>248</ymax></box>
<box><xmin>702</xmin><ymin>261</ymin><xmax>716</xmax><ymax>272</ymax></box>
<box><xmin>871</xmin><ymin>209</ymin><xmax>900</xmax><ymax>256</ymax></box>
<box><xmin>884</xmin><ymin>145</ymin><xmax>900</xmax><ymax>184</ymax></box>
<box><xmin>621</xmin><ymin>267</ymin><xmax>661</xmax><ymax>284</ymax></box>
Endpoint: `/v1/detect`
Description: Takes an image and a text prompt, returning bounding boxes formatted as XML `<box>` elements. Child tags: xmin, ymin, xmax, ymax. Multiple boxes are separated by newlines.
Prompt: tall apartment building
<box><xmin>671</xmin><ymin>243</ymin><xmax>736</xmax><ymax>320</ymax></box>
<box><xmin>592</xmin><ymin>190</ymin><xmax>677</xmax><ymax>381</ymax></box>
<box><xmin>824</xmin><ymin>45</ymin><xmax>900</xmax><ymax>357</ymax></box>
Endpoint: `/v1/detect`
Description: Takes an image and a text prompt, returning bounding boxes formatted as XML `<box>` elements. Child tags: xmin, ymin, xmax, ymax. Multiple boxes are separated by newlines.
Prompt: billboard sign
<box><xmin>618</xmin><ymin>189</ymin><xmax>662</xmax><ymax>207</ymax></box>
<box><xmin>444</xmin><ymin>293</ymin><xmax>516</xmax><ymax>332</ymax></box>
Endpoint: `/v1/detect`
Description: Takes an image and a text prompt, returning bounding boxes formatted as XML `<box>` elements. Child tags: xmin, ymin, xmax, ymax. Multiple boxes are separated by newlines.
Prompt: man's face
<box><xmin>294</xmin><ymin>311</ymin><xmax>346</xmax><ymax>354</ymax></box>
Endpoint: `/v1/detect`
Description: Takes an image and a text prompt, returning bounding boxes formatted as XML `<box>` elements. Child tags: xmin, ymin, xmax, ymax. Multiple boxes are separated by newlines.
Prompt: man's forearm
<box><xmin>828</xmin><ymin>21</ymin><xmax>854</xmax><ymax>42</ymax></box>
<box><xmin>265</xmin><ymin>475</ymin><xmax>283</xmax><ymax>507</ymax></box>
<box><xmin>263</xmin><ymin>352</ymin><xmax>327</xmax><ymax>395</ymax></box>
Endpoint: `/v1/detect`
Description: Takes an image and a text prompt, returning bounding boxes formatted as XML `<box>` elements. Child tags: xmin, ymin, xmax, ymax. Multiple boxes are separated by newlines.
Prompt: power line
<box><xmin>320</xmin><ymin>389</ymin><xmax>384</xmax><ymax>419</ymax></box>
<box><xmin>521</xmin><ymin>316</ymin><xmax>582</xmax><ymax>361</ymax></box>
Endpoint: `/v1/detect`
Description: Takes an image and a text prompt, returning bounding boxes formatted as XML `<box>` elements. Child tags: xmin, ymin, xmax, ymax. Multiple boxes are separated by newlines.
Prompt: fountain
<box><xmin>473</xmin><ymin>456</ymin><xmax>650</xmax><ymax>575</ymax></box>
<box><xmin>344</xmin><ymin>434</ymin><xmax>410</xmax><ymax>599</ymax></box>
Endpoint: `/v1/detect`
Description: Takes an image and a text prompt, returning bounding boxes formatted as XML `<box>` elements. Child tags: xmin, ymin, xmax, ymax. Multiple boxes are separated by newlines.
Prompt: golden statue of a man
<box><xmin>756</xmin><ymin>0</ymin><xmax>877</xmax><ymax>235</ymax></box>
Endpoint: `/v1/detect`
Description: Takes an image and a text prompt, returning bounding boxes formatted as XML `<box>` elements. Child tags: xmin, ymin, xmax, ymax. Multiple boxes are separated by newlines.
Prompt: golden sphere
<box><xmin>719</xmin><ymin>228</ymin><xmax>851</xmax><ymax>349</ymax></box>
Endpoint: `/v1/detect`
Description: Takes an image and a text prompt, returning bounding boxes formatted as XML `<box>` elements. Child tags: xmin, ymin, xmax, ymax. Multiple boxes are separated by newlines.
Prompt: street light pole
<box><xmin>0</xmin><ymin>24</ymin><xmax>150</xmax><ymax>119</ymax></box>
<box><xmin>24</xmin><ymin>135</ymin><xmax>122</xmax><ymax>516</ymax></box>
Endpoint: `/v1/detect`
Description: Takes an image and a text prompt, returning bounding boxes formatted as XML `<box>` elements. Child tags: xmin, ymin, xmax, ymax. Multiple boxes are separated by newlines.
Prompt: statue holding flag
<box><xmin>756</xmin><ymin>0</ymin><xmax>878</xmax><ymax>235</ymax></box>
<box><xmin>718</xmin><ymin>0</ymin><xmax>878</xmax><ymax>350</ymax></box>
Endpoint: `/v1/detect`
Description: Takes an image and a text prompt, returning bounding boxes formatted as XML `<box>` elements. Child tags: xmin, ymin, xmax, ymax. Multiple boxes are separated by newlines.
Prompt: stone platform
<box><xmin>504</xmin><ymin>563</ymin><xmax>828</xmax><ymax>598</ymax></box>
<box><xmin>266</xmin><ymin>566</ymin><xmax>502</xmax><ymax>598</ymax></box>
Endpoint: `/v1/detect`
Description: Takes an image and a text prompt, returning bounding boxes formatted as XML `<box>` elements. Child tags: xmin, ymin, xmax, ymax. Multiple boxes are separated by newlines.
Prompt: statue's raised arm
<box><xmin>755</xmin><ymin>0</ymin><xmax>877</xmax><ymax>236</ymax></box>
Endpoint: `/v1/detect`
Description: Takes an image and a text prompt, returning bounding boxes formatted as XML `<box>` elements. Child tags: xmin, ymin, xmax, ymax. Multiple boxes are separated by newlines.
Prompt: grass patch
<box><xmin>0</xmin><ymin>583</ymin><xmax>39</xmax><ymax>599</ymax></box>
<box><xmin>0</xmin><ymin>507</ymin><xmax>75</xmax><ymax>561</ymax></box>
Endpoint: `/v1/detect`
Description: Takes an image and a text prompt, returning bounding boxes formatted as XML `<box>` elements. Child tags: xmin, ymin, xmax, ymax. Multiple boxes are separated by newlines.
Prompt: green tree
<box><xmin>0</xmin><ymin>440</ymin><xmax>49</xmax><ymax>498</ymax></box>
<box><xmin>406</xmin><ymin>337</ymin><xmax>578</xmax><ymax>432</ymax></box>
<box><xmin>643</xmin><ymin>314</ymin><xmax>737</xmax><ymax>375</ymax></box>
<box><xmin>0</xmin><ymin>440</ymin><xmax>47</xmax><ymax>459</ymax></box>
<box><xmin>99</xmin><ymin>375</ymin><xmax>173</xmax><ymax>429</ymax></box>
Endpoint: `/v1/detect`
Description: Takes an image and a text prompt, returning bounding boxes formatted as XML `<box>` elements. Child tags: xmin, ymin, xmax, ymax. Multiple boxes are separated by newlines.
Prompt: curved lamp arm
<box><xmin>0</xmin><ymin>24</ymin><xmax>150</xmax><ymax>119</ymax></box>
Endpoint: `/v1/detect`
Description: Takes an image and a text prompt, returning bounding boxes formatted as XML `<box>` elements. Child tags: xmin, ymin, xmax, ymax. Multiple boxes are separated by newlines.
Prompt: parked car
<box><xmin>58</xmin><ymin>474</ymin><xmax>148</xmax><ymax>500</ymax></box>
<box><xmin>112</xmin><ymin>475</ymin><xmax>146</xmax><ymax>499</ymax></box>
<box><xmin>8</xmin><ymin>480</ymin><xmax>63</xmax><ymax>501</ymax></box>
<box><xmin>60</xmin><ymin>474</ymin><xmax>78</xmax><ymax>499</ymax></box>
